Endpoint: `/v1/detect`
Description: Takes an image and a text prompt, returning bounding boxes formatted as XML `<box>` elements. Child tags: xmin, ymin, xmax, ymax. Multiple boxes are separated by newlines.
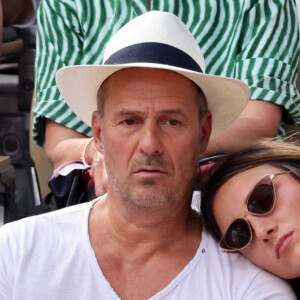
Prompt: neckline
<box><xmin>83</xmin><ymin>198</ymin><xmax>208</xmax><ymax>299</ymax></box>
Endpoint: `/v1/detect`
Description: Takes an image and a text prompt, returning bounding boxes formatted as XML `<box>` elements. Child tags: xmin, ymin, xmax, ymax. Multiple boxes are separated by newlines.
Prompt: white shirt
<box><xmin>0</xmin><ymin>200</ymin><xmax>296</xmax><ymax>299</ymax></box>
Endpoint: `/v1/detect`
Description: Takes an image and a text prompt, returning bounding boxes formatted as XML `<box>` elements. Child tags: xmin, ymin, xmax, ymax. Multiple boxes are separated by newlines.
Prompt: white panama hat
<box><xmin>56</xmin><ymin>11</ymin><xmax>249</xmax><ymax>137</ymax></box>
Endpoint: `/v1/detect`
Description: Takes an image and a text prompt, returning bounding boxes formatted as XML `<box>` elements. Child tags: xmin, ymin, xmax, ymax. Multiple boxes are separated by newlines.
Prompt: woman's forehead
<box><xmin>223</xmin><ymin>164</ymin><xmax>286</xmax><ymax>187</ymax></box>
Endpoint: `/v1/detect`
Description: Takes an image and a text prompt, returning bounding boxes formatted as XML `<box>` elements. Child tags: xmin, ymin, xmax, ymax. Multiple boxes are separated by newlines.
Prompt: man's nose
<box><xmin>138</xmin><ymin>122</ymin><xmax>164</xmax><ymax>156</ymax></box>
<box><xmin>247</xmin><ymin>214</ymin><xmax>278</xmax><ymax>242</ymax></box>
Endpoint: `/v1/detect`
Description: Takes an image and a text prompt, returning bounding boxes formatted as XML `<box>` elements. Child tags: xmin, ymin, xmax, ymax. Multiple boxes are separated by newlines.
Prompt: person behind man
<box><xmin>0</xmin><ymin>0</ymin><xmax>36</xmax><ymax>57</ymax></box>
<box><xmin>0</xmin><ymin>11</ymin><xmax>296</xmax><ymax>299</ymax></box>
<box><xmin>33</xmin><ymin>1</ymin><xmax>300</xmax><ymax>192</ymax></box>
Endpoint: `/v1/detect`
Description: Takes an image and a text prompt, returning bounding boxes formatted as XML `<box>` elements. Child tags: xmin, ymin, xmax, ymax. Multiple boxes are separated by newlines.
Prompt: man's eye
<box><xmin>123</xmin><ymin>119</ymin><xmax>135</xmax><ymax>125</ymax></box>
<box><xmin>168</xmin><ymin>119</ymin><xmax>180</xmax><ymax>126</ymax></box>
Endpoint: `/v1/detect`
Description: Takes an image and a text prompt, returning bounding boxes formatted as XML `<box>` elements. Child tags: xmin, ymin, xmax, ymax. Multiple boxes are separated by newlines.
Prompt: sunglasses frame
<box><xmin>220</xmin><ymin>171</ymin><xmax>292</xmax><ymax>253</ymax></box>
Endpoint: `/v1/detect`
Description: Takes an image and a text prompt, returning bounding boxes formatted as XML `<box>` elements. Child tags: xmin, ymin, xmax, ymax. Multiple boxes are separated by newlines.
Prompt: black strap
<box><xmin>105</xmin><ymin>42</ymin><xmax>202</xmax><ymax>73</ymax></box>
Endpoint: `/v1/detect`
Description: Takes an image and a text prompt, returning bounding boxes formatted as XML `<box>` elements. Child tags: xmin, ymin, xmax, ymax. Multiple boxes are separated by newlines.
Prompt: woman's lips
<box><xmin>275</xmin><ymin>231</ymin><xmax>294</xmax><ymax>259</ymax></box>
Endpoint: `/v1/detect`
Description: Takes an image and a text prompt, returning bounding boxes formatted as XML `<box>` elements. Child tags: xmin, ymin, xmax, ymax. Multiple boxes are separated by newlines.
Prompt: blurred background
<box><xmin>0</xmin><ymin>0</ymin><xmax>41</xmax><ymax>225</ymax></box>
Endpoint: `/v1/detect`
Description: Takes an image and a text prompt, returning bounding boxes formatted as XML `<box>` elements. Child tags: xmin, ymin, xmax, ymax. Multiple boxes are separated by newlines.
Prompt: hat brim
<box><xmin>56</xmin><ymin>63</ymin><xmax>249</xmax><ymax>137</ymax></box>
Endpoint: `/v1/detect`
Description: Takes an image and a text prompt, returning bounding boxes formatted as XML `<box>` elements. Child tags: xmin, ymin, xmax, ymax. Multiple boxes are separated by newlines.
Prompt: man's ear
<box><xmin>199</xmin><ymin>111</ymin><xmax>212</xmax><ymax>157</ymax></box>
<box><xmin>91</xmin><ymin>111</ymin><xmax>104</xmax><ymax>154</ymax></box>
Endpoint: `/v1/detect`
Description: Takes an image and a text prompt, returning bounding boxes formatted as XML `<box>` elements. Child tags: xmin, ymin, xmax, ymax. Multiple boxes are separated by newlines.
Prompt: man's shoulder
<box><xmin>0</xmin><ymin>199</ymin><xmax>96</xmax><ymax>239</ymax></box>
<box><xmin>202</xmin><ymin>229</ymin><xmax>265</xmax><ymax>273</ymax></box>
<box><xmin>198</xmin><ymin>230</ymin><xmax>296</xmax><ymax>299</ymax></box>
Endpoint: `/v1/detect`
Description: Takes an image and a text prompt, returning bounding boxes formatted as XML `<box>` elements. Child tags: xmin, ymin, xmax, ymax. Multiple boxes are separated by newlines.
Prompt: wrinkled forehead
<box><xmin>103</xmin><ymin>67</ymin><xmax>199</xmax><ymax>92</ymax></box>
<box><xmin>98</xmin><ymin>67</ymin><xmax>204</xmax><ymax>115</ymax></box>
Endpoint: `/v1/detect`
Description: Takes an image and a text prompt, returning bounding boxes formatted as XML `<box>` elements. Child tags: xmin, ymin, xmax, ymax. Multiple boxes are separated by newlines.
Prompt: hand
<box><xmin>90</xmin><ymin>151</ymin><xmax>108</xmax><ymax>197</ymax></box>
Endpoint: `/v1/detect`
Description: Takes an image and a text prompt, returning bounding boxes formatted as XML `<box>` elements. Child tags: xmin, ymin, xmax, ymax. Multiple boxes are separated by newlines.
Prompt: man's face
<box><xmin>92</xmin><ymin>68</ymin><xmax>211</xmax><ymax>211</ymax></box>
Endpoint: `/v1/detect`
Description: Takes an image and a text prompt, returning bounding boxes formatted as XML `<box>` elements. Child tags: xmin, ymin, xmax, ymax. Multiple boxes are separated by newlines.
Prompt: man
<box><xmin>33</xmin><ymin>0</ymin><xmax>300</xmax><ymax>200</ymax></box>
<box><xmin>0</xmin><ymin>11</ymin><xmax>296</xmax><ymax>299</ymax></box>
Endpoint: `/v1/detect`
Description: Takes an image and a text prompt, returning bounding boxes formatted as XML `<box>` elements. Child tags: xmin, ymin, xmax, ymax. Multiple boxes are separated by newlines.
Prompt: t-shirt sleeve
<box><xmin>235</xmin><ymin>0</ymin><xmax>300</xmax><ymax>129</ymax></box>
<box><xmin>0</xmin><ymin>226</ymin><xmax>13</xmax><ymax>300</ymax></box>
<box><xmin>243</xmin><ymin>270</ymin><xmax>297</xmax><ymax>299</ymax></box>
<box><xmin>33</xmin><ymin>0</ymin><xmax>92</xmax><ymax>147</ymax></box>
<box><xmin>0</xmin><ymin>268</ymin><xmax>11</xmax><ymax>300</ymax></box>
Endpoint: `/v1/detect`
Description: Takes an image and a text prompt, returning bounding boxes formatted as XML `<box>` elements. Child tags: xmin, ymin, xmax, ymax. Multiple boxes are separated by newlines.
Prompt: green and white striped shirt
<box><xmin>33</xmin><ymin>0</ymin><xmax>300</xmax><ymax>146</ymax></box>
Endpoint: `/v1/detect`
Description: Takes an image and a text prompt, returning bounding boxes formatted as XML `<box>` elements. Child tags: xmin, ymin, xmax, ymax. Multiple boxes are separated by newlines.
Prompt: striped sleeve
<box><xmin>33</xmin><ymin>0</ymin><xmax>92</xmax><ymax>147</ymax></box>
<box><xmin>235</xmin><ymin>0</ymin><xmax>300</xmax><ymax>128</ymax></box>
<box><xmin>33</xmin><ymin>0</ymin><xmax>300</xmax><ymax>144</ymax></box>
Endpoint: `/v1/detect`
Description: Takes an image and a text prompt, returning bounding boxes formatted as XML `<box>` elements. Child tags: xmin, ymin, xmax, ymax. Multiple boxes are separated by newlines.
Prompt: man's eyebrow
<box><xmin>114</xmin><ymin>109</ymin><xmax>187</xmax><ymax>116</ymax></box>
<box><xmin>159</xmin><ymin>109</ymin><xmax>189</xmax><ymax>118</ymax></box>
<box><xmin>160</xmin><ymin>109</ymin><xmax>186</xmax><ymax>115</ymax></box>
<box><xmin>114</xmin><ymin>110</ymin><xmax>142</xmax><ymax>117</ymax></box>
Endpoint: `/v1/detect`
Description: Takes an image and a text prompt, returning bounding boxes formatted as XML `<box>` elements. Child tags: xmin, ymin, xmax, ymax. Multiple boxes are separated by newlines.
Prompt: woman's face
<box><xmin>213</xmin><ymin>164</ymin><xmax>300</xmax><ymax>278</ymax></box>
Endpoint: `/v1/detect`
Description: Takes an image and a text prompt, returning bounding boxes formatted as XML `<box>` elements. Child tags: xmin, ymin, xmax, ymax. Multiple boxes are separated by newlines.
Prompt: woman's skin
<box><xmin>213</xmin><ymin>164</ymin><xmax>300</xmax><ymax>279</ymax></box>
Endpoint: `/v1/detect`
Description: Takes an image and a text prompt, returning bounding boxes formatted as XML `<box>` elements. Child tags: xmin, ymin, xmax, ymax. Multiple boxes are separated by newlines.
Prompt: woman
<box><xmin>201</xmin><ymin>139</ymin><xmax>300</xmax><ymax>280</ymax></box>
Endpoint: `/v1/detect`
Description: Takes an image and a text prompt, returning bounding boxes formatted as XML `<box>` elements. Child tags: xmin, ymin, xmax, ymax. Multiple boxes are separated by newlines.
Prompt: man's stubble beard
<box><xmin>103</xmin><ymin>146</ymin><xmax>199</xmax><ymax>210</ymax></box>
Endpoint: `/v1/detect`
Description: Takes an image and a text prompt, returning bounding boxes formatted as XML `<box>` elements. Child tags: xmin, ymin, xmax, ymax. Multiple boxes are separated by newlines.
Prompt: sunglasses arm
<box><xmin>221</xmin><ymin>248</ymin><xmax>239</xmax><ymax>254</ymax></box>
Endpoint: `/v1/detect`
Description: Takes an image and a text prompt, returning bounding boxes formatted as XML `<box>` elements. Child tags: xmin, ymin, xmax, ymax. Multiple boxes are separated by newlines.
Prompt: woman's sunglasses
<box><xmin>220</xmin><ymin>171</ymin><xmax>292</xmax><ymax>252</ymax></box>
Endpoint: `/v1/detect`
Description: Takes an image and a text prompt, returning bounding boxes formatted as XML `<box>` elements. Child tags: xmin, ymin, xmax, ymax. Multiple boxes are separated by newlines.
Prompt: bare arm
<box><xmin>2</xmin><ymin>0</ymin><xmax>33</xmax><ymax>25</ymax></box>
<box><xmin>45</xmin><ymin>119</ymin><xmax>108</xmax><ymax>196</ymax></box>
<box><xmin>45</xmin><ymin>119</ymin><xmax>97</xmax><ymax>169</ymax></box>
<box><xmin>202</xmin><ymin>100</ymin><xmax>283</xmax><ymax>157</ymax></box>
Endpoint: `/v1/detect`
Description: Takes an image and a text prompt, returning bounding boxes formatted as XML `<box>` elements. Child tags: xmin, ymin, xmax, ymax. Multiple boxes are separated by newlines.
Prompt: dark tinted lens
<box><xmin>221</xmin><ymin>218</ymin><xmax>251</xmax><ymax>249</ymax></box>
<box><xmin>247</xmin><ymin>176</ymin><xmax>274</xmax><ymax>215</ymax></box>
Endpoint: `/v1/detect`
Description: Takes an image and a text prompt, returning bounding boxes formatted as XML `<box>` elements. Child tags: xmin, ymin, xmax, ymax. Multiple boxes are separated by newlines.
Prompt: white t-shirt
<box><xmin>0</xmin><ymin>200</ymin><xmax>296</xmax><ymax>300</ymax></box>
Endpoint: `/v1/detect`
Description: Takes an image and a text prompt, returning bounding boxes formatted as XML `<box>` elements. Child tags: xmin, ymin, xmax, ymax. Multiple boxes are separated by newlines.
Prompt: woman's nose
<box><xmin>247</xmin><ymin>215</ymin><xmax>278</xmax><ymax>242</ymax></box>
